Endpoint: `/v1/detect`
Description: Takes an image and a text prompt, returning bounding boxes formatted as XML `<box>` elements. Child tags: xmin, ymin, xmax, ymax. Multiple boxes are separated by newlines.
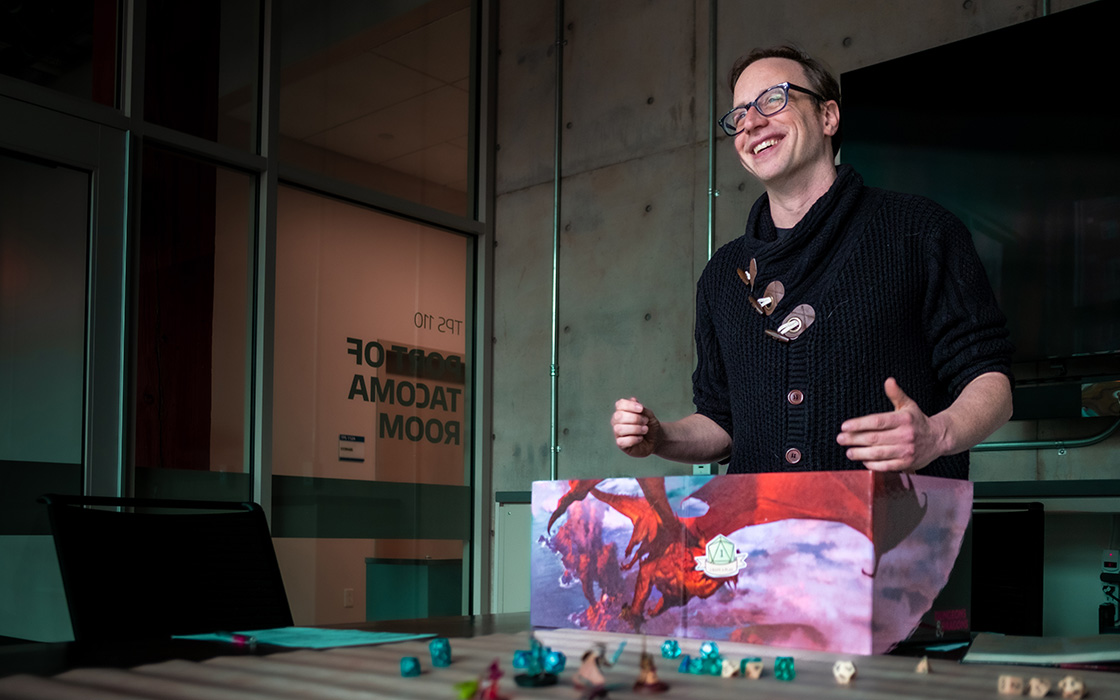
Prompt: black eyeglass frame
<box><xmin>718</xmin><ymin>82</ymin><xmax>827</xmax><ymax>136</ymax></box>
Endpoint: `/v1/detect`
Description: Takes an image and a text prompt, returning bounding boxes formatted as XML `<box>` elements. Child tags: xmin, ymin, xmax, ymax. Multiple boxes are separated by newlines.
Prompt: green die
<box><xmin>774</xmin><ymin>656</ymin><xmax>795</xmax><ymax>681</ymax></box>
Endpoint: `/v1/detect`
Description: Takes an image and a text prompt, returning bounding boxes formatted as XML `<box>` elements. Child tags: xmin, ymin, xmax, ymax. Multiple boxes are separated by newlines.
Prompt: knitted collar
<box><xmin>739</xmin><ymin>164</ymin><xmax>869</xmax><ymax>306</ymax></box>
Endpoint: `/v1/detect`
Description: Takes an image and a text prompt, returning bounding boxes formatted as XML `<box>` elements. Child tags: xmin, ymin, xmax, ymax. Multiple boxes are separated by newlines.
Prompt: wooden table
<box><xmin>2</xmin><ymin>627</ymin><xmax>1119</xmax><ymax>699</ymax></box>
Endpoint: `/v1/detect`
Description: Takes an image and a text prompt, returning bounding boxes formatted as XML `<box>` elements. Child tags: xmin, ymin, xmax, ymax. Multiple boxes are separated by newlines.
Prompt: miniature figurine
<box><xmin>574</xmin><ymin>642</ymin><xmax>621</xmax><ymax>698</ymax></box>
<box><xmin>575</xmin><ymin>643</ymin><xmax>609</xmax><ymax>685</ymax></box>
<box><xmin>514</xmin><ymin>633</ymin><xmax>559</xmax><ymax>687</ymax></box>
<box><xmin>455</xmin><ymin>661</ymin><xmax>507</xmax><ymax>700</ymax></box>
<box><xmin>474</xmin><ymin>659</ymin><xmax>509</xmax><ymax>700</ymax></box>
<box><xmin>632</xmin><ymin>651</ymin><xmax>670</xmax><ymax>693</ymax></box>
<box><xmin>545</xmin><ymin>650</ymin><xmax>567</xmax><ymax>675</ymax></box>
<box><xmin>454</xmin><ymin>679</ymin><xmax>479</xmax><ymax>700</ymax></box>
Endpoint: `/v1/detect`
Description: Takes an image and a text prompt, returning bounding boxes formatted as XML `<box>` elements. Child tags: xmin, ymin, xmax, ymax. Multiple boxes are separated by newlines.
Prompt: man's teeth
<box><xmin>753</xmin><ymin>139</ymin><xmax>778</xmax><ymax>155</ymax></box>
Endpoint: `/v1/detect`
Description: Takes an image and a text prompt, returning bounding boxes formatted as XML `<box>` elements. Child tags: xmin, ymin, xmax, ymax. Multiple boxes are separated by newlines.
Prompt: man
<box><xmin>611</xmin><ymin>45</ymin><xmax>1012</xmax><ymax>478</ymax></box>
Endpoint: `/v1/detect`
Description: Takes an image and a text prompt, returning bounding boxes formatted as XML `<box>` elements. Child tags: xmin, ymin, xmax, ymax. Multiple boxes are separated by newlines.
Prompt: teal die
<box><xmin>660</xmin><ymin>639</ymin><xmax>682</xmax><ymax>659</ymax></box>
<box><xmin>400</xmin><ymin>656</ymin><xmax>421</xmax><ymax>677</ymax></box>
<box><xmin>699</xmin><ymin>641</ymin><xmax>720</xmax><ymax>659</ymax></box>
<box><xmin>775</xmin><ymin>656</ymin><xmax>796</xmax><ymax>681</ymax></box>
<box><xmin>512</xmin><ymin>649</ymin><xmax>529</xmax><ymax>668</ymax></box>
<box><xmin>429</xmin><ymin>637</ymin><xmax>451</xmax><ymax>667</ymax></box>
<box><xmin>677</xmin><ymin>654</ymin><xmax>692</xmax><ymax>673</ymax></box>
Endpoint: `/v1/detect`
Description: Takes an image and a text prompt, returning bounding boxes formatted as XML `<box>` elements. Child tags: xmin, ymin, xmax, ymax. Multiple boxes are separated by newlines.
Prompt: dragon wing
<box><xmin>547</xmin><ymin>479</ymin><xmax>605</xmax><ymax>533</ymax></box>
<box><xmin>589</xmin><ymin>478</ymin><xmax>682</xmax><ymax>562</ymax></box>
<box><xmin>688</xmin><ymin>471</ymin><xmax>875</xmax><ymax>542</ymax></box>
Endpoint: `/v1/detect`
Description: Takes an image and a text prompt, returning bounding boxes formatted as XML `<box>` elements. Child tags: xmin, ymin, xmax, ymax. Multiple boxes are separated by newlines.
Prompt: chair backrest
<box><xmin>41</xmin><ymin>494</ymin><xmax>293</xmax><ymax>643</ymax></box>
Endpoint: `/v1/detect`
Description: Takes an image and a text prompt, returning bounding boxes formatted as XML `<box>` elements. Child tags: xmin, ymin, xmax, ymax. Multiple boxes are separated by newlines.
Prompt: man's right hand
<box><xmin>611</xmin><ymin>397</ymin><xmax>663</xmax><ymax>458</ymax></box>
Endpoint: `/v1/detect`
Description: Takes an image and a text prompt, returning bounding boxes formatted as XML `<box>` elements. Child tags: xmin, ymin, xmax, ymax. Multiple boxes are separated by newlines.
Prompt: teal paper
<box><xmin>175</xmin><ymin>627</ymin><xmax>434</xmax><ymax>649</ymax></box>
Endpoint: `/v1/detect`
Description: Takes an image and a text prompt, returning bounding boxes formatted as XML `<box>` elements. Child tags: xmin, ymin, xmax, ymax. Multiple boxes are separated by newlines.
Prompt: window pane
<box><xmin>133</xmin><ymin>146</ymin><xmax>253</xmax><ymax>500</ymax></box>
<box><xmin>144</xmin><ymin>0</ymin><xmax>260</xmax><ymax>151</ymax></box>
<box><xmin>279</xmin><ymin>0</ymin><xmax>472</xmax><ymax>217</ymax></box>
<box><xmin>0</xmin><ymin>0</ymin><xmax>118</xmax><ymax>107</ymax></box>
<box><xmin>272</xmin><ymin>185</ymin><xmax>470</xmax><ymax>624</ymax></box>
<box><xmin>0</xmin><ymin>149</ymin><xmax>88</xmax><ymax>533</ymax></box>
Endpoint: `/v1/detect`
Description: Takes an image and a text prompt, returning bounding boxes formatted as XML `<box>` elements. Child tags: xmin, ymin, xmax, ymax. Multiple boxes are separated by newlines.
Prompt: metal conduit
<box><xmin>974</xmin><ymin>416</ymin><xmax>1120</xmax><ymax>452</ymax></box>
<box><xmin>706</xmin><ymin>0</ymin><xmax>717</xmax><ymax>260</ymax></box>
<box><xmin>549</xmin><ymin>0</ymin><xmax>564</xmax><ymax>480</ymax></box>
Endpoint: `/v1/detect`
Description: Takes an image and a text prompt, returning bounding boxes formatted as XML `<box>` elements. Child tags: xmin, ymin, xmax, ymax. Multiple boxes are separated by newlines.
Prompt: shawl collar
<box><xmin>739</xmin><ymin>164</ymin><xmax>872</xmax><ymax>306</ymax></box>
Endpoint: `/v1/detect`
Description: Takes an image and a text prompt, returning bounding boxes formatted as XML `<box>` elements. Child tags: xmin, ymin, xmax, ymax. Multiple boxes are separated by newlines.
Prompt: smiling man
<box><xmin>611</xmin><ymin>45</ymin><xmax>1013</xmax><ymax>478</ymax></box>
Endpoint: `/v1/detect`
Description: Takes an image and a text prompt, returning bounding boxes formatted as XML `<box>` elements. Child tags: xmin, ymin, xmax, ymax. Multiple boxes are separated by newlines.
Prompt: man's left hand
<box><xmin>835</xmin><ymin>377</ymin><xmax>949</xmax><ymax>472</ymax></box>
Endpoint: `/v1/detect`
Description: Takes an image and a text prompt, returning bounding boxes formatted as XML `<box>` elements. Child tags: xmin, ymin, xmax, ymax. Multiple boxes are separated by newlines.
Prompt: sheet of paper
<box><xmin>175</xmin><ymin>627</ymin><xmax>434</xmax><ymax>649</ymax></box>
<box><xmin>963</xmin><ymin>633</ymin><xmax>1120</xmax><ymax>665</ymax></box>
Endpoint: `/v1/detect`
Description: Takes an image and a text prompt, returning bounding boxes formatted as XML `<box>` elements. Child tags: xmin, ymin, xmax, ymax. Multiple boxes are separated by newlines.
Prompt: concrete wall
<box><xmin>490</xmin><ymin>0</ymin><xmax>1110</xmax><ymax>491</ymax></box>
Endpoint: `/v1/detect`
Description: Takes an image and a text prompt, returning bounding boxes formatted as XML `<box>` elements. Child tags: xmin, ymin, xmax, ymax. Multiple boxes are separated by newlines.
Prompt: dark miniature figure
<box><xmin>514</xmin><ymin>633</ymin><xmax>560</xmax><ymax>687</ymax></box>
<box><xmin>632</xmin><ymin>650</ymin><xmax>669</xmax><ymax>693</ymax></box>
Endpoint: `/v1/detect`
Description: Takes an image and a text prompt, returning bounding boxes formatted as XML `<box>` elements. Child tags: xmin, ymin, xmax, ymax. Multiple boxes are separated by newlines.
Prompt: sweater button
<box><xmin>787</xmin><ymin>389</ymin><xmax>804</xmax><ymax>405</ymax></box>
<box><xmin>784</xmin><ymin>448</ymin><xmax>802</xmax><ymax>464</ymax></box>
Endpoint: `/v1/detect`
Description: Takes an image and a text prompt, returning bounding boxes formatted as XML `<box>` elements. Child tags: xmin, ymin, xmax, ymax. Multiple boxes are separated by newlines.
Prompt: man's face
<box><xmin>731</xmin><ymin>57</ymin><xmax>838</xmax><ymax>191</ymax></box>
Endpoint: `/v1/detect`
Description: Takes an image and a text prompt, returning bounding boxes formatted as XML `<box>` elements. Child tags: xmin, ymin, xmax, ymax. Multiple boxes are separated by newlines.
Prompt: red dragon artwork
<box><xmin>542</xmin><ymin>472</ymin><xmax>928</xmax><ymax>632</ymax></box>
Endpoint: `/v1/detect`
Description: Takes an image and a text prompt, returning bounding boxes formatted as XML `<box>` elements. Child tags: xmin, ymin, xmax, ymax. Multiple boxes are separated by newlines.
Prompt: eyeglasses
<box><xmin>718</xmin><ymin>82</ymin><xmax>826</xmax><ymax>136</ymax></box>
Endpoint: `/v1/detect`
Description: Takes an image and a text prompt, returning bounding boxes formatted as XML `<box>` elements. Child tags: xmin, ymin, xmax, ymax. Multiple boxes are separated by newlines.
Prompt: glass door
<box><xmin>270</xmin><ymin>186</ymin><xmax>472</xmax><ymax>625</ymax></box>
<box><xmin>0</xmin><ymin>96</ymin><xmax>126</xmax><ymax>640</ymax></box>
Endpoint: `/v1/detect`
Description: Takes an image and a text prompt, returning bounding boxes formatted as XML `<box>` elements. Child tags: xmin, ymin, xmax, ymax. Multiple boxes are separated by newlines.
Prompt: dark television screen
<box><xmin>841</xmin><ymin>0</ymin><xmax>1120</xmax><ymax>368</ymax></box>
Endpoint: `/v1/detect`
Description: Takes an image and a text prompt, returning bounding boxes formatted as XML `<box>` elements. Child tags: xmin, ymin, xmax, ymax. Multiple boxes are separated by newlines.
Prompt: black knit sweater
<box><xmin>693</xmin><ymin>165</ymin><xmax>1013</xmax><ymax>479</ymax></box>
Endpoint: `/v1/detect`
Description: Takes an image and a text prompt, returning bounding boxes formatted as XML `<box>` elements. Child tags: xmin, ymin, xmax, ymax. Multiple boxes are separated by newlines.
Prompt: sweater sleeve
<box><xmin>921</xmin><ymin>206</ymin><xmax>1015</xmax><ymax>398</ymax></box>
<box><xmin>692</xmin><ymin>271</ymin><xmax>735</xmax><ymax>439</ymax></box>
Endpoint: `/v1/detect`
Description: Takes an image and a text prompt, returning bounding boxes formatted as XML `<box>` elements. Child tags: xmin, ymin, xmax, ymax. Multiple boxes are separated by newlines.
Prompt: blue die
<box><xmin>429</xmin><ymin>637</ymin><xmax>451</xmax><ymax>667</ymax></box>
<box><xmin>677</xmin><ymin>654</ymin><xmax>691</xmax><ymax>673</ymax></box>
<box><xmin>400</xmin><ymin>656</ymin><xmax>422</xmax><ymax>677</ymax></box>
<box><xmin>660</xmin><ymin>639</ymin><xmax>681</xmax><ymax>659</ymax></box>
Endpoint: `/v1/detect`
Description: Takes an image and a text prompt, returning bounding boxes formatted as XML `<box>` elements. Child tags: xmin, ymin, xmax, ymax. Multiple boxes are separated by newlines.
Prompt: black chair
<box><xmin>40</xmin><ymin>494</ymin><xmax>293</xmax><ymax>643</ymax></box>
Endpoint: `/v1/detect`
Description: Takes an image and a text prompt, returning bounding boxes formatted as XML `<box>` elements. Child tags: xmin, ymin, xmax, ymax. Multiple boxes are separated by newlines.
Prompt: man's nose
<box><xmin>739</xmin><ymin>105</ymin><xmax>769</xmax><ymax>132</ymax></box>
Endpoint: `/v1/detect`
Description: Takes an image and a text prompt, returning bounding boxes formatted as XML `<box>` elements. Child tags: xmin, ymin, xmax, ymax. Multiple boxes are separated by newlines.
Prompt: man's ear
<box><xmin>821</xmin><ymin>101</ymin><xmax>840</xmax><ymax>137</ymax></box>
